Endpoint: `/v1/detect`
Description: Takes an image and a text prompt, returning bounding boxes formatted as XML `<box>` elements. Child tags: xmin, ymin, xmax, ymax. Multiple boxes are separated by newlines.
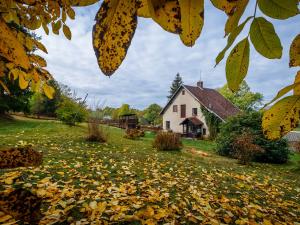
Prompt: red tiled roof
<box><xmin>180</xmin><ymin>117</ymin><xmax>204</xmax><ymax>126</ymax></box>
<box><xmin>184</xmin><ymin>85</ymin><xmax>240</xmax><ymax>120</ymax></box>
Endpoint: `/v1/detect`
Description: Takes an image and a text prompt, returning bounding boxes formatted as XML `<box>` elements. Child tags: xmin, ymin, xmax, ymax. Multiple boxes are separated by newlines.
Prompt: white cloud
<box><xmin>37</xmin><ymin>2</ymin><xmax>299</xmax><ymax>109</ymax></box>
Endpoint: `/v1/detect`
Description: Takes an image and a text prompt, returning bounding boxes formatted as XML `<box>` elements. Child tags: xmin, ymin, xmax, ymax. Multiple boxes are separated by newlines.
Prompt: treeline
<box><xmin>0</xmin><ymin>79</ymin><xmax>162</xmax><ymax>126</ymax></box>
<box><xmin>93</xmin><ymin>103</ymin><xmax>162</xmax><ymax>126</ymax></box>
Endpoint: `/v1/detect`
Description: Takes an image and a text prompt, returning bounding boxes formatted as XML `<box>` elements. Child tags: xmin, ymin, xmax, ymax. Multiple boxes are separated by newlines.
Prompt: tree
<box><xmin>218</xmin><ymin>81</ymin><xmax>263</xmax><ymax>111</ymax></box>
<box><xmin>118</xmin><ymin>104</ymin><xmax>132</xmax><ymax>117</ymax></box>
<box><xmin>30</xmin><ymin>93</ymin><xmax>45</xmax><ymax>118</ymax></box>
<box><xmin>216</xmin><ymin>111</ymin><xmax>290</xmax><ymax>164</ymax></box>
<box><xmin>0</xmin><ymin>77</ymin><xmax>33</xmax><ymax>115</ymax></box>
<box><xmin>30</xmin><ymin>81</ymin><xmax>69</xmax><ymax>117</ymax></box>
<box><xmin>168</xmin><ymin>73</ymin><xmax>183</xmax><ymax>99</ymax></box>
<box><xmin>142</xmin><ymin>103</ymin><xmax>162</xmax><ymax>125</ymax></box>
<box><xmin>56</xmin><ymin>96</ymin><xmax>88</xmax><ymax>126</ymax></box>
<box><xmin>0</xmin><ymin>0</ymin><xmax>299</xmax><ymax>139</ymax></box>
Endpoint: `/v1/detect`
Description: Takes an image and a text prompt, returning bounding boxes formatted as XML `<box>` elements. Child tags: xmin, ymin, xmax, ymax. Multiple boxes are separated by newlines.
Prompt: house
<box><xmin>160</xmin><ymin>81</ymin><xmax>240</xmax><ymax>138</ymax></box>
<box><xmin>284</xmin><ymin>131</ymin><xmax>300</xmax><ymax>151</ymax></box>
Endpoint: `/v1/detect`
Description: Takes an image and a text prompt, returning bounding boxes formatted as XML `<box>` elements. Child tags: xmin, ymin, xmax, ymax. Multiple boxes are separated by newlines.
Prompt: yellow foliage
<box><xmin>43</xmin><ymin>83</ymin><xmax>55</xmax><ymax>99</ymax></box>
<box><xmin>137</xmin><ymin>0</ymin><xmax>151</xmax><ymax>18</ymax></box>
<box><xmin>179</xmin><ymin>0</ymin><xmax>204</xmax><ymax>47</ymax></box>
<box><xmin>93</xmin><ymin>0</ymin><xmax>138</xmax><ymax>76</ymax></box>
<box><xmin>147</xmin><ymin>0</ymin><xmax>181</xmax><ymax>34</ymax></box>
<box><xmin>263</xmin><ymin>95</ymin><xmax>300</xmax><ymax>139</ymax></box>
<box><xmin>0</xmin><ymin>19</ymin><xmax>30</xmax><ymax>70</ymax></box>
<box><xmin>290</xmin><ymin>34</ymin><xmax>300</xmax><ymax>67</ymax></box>
<box><xmin>226</xmin><ymin>38</ymin><xmax>250</xmax><ymax>92</ymax></box>
<box><xmin>294</xmin><ymin>71</ymin><xmax>300</xmax><ymax>95</ymax></box>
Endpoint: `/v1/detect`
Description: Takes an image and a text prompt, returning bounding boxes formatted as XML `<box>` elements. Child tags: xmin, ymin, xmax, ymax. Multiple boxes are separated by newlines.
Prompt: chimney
<box><xmin>197</xmin><ymin>81</ymin><xmax>203</xmax><ymax>88</ymax></box>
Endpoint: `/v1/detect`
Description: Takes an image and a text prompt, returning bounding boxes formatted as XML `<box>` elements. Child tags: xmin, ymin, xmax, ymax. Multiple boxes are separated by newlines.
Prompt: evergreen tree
<box><xmin>168</xmin><ymin>73</ymin><xmax>183</xmax><ymax>99</ymax></box>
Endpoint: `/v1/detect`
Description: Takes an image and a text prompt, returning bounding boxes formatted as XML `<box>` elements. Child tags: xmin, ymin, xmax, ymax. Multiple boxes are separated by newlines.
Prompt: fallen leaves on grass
<box><xmin>0</xmin><ymin>124</ymin><xmax>299</xmax><ymax>224</ymax></box>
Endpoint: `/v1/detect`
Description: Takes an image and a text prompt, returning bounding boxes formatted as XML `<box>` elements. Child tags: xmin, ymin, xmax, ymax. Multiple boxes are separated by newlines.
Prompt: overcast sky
<box><xmin>37</xmin><ymin>1</ymin><xmax>299</xmax><ymax>110</ymax></box>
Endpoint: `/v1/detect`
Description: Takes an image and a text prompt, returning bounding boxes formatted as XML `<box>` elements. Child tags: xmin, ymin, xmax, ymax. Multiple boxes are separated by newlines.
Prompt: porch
<box><xmin>180</xmin><ymin>117</ymin><xmax>204</xmax><ymax>138</ymax></box>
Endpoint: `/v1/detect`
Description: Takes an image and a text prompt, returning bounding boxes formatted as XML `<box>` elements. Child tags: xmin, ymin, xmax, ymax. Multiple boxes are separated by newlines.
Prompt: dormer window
<box><xmin>182</xmin><ymin>90</ymin><xmax>185</xmax><ymax>95</ymax></box>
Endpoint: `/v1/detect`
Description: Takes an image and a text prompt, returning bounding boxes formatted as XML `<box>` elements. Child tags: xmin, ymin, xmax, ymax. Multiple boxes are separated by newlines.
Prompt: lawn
<box><xmin>0</xmin><ymin>116</ymin><xmax>300</xmax><ymax>224</ymax></box>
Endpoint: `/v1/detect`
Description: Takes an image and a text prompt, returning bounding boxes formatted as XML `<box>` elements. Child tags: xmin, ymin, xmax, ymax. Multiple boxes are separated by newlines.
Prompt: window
<box><xmin>166</xmin><ymin>121</ymin><xmax>170</xmax><ymax>130</ymax></box>
<box><xmin>192</xmin><ymin>108</ymin><xmax>198</xmax><ymax>116</ymax></box>
<box><xmin>180</xmin><ymin>104</ymin><xmax>186</xmax><ymax>118</ymax></box>
<box><xmin>203</xmin><ymin>128</ymin><xmax>206</xmax><ymax>136</ymax></box>
<box><xmin>182</xmin><ymin>90</ymin><xmax>185</xmax><ymax>95</ymax></box>
<box><xmin>173</xmin><ymin>105</ymin><xmax>178</xmax><ymax>112</ymax></box>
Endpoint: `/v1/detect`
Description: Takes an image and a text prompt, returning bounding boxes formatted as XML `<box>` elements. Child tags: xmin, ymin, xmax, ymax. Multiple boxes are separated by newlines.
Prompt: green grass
<box><xmin>0</xmin><ymin>116</ymin><xmax>300</xmax><ymax>224</ymax></box>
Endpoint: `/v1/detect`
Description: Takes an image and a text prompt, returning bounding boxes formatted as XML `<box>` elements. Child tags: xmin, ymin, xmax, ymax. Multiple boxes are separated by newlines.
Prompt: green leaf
<box><xmin>215</xmin><ymin>16</ymin><xmax>252</xmax><ymax>66</ymax></box>
<box><xmin>289</xmin><ymin>34</ymin><xmax>300</xmax><ymax>67</ymax></box>
<box><xmin>226</xmin><ymin>38</ymin><xmax>250</xmax><ymax>92</ymax></box>
<box><xmin>258</xmin><ymin>0</ymin><xmax>299</xmax><ymax>20</ymax></box>
<box><xmin>266</xmin><ymin>82</ymin><xmax>300</xmax><ymax>106</ymax></box>
<box><xmin>250</xmin><ymin>17</ymin><xmax>282</xmax><ymax>59</ymax></box>
<box><xmin>263</xmin><ymin>95</ymin><xmax>300</xmax><ymax>140</ymax></box>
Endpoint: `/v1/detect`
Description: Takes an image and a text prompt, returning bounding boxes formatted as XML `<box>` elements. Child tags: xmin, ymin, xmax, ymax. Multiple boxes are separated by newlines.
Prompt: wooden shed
<box><xmin>118</xmin><ymin>114</ymin><xmax>138</xmax><ymax>129</ymax></box>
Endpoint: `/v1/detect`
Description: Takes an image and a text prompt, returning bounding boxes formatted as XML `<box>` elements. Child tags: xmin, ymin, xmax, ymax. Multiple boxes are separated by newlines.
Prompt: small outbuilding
<box><xmin>118</xmin><ymin>113</ymin><xmax>138</xmax><ymax>129</ymax></box>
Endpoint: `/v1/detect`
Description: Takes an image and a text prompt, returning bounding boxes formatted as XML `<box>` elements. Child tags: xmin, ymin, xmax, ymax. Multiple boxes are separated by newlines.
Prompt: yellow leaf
<box><xmin>211</xmin><ymin>0</ymin><xmax>249</xmax><ymax>36</ymax></box>
<box><xmin>25</xmin><ymin>36</ymin><xmax>35</xmax><ymax>51</ymax></box>
<box><xmin>179</xmin><ymin>0</ymin><xmax>204</xmax><ymax>47</ymax></box>
<box><xmin>226</xmin><ymin>38</ymin><xmax>250</xmax><ymax>92</ymax></box>
<box><xmin>215</xmin><ymin>16</ymin><xmax>252</xmax><ymax>66</ymax></box>
<box><xmin>63</xmin><ymin>24</ymin><xmax>72</xmax><ymax>40</ymax></box>
<box><xmin>137</xmin><ymin>0</ymin><xmax>151</xmax><ymax>18</ymax></box>
<box><xmin>263</xmin><ymin>95</ymin><xmax>300</xmax><ymax>139</ymax></box>
<box><xmin>42</xmin><ymin>22</ymin><xmax>49</xmax><ymax>35</ymax></box>
<box><xmin>18</xmin><ymin>70</ymin><xmax>29</xmax><ymax>89</ymax></box>
<box><xmin>93</xmin><ymin>0</ymin><xmax>138</xmax><ymax>76</ymax></box>
<box><xmin>29</xmin><ymin>54</ymin><xmax>47</xmax><ymax>67</ymax></box>
<box><xmin>147</xmin><ymin>0</ymin><xmax>181</xmax><ymax>34</ymax></box>
<box><xmin>43</xmin><ymin>83</ymin><xmax>55</xmax><ymax>99</ymax></box>
<box><xmin>290</xmin><ymin>34</ymin><xmax>300</xmax><ymax>67</ymax></box>
<box><xmin>294</xmin><ymin>71</ymin><xmax>300</xmax><ymax>95</ymax></box>
<box><xmin>225</xmin><ymin>0</ymin><xmax>248</xmax><ymax>36</ymax></box>
<box><xmin>71</xmin><ymin>0</ymin><xmax>99</xmax><ymax>6</ymax></box>
<box><xmin>263</xmin><ymin>219</ymin><xmax>273</xmax><ymax>225</ymax></box>
<box><xmin>89</xmin><ymin>201</ymin><xmax>97</xmax><ymax>210</ymax></box>
<box><xmin>0</xmin><ymin>214</ymin><xmax>12</xmax><ymax>223</ymax></box>
<box><xmin>34</xmin><ymin>40</ymin><xmax>48</xmax><ymax>54</ymax></box>
<box><xmin>67</xmin><ymin>7</ymin><xmax>76</xmax><ymax>20</ymax></box>
<box><xmin>0</xmin><ymin>18</ymin><xmax>30</xmax><ymax>69</ymax></box>
<box><xmin>52</xmin><ymin>20</ymin><xmax>61</xmax><ymax>35</ymax></box>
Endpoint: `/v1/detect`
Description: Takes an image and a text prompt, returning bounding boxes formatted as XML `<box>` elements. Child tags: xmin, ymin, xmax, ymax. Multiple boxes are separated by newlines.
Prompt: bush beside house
<box><xmin>216</xmin><ymin>111</ymin><xmax>290</xmax><ymax>164</ymax></box>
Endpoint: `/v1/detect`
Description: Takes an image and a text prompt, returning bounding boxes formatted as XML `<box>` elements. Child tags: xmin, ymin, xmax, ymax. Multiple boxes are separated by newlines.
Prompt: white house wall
<box><xmin>162</xmin><ymin>87</ymin><xmax>210</xmax><ymax>137</ymax></box>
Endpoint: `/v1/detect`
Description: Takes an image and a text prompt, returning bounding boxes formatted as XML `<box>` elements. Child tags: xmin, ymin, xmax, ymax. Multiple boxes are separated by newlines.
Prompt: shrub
<box><xmin>232</xmin><ymin>132</ymin><xmax>264</xmax><ymax>165</ymax></box>
<box><xmin>124</xmin><ymin>128</ymin><xmax>145</xmax><ymax>140</ymax></box>
<box><xmin>216</xmin><ymin>111</ymin><xmax>290</xmax><ymax>164</ymax></box>
<box><xmin>86</xmin><ymin>118</ymin><xmax>108</xmax><ymax>143</ymax></box>
<box><xmin>56</xmin><ymin>97</ymin><xmax>87</xmax><ymax>126</ymax></box>
<box><xmin>153</xmin><ymin>132</ymin><xmax>182</xmax><ymax>151</ymax></box>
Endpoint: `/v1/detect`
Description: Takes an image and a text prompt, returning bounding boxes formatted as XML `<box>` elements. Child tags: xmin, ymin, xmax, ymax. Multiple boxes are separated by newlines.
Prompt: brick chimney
<box><xmin>197</xmin><ymin>81</ymin><xmax>203</xmax><ymax>88</ymax></box>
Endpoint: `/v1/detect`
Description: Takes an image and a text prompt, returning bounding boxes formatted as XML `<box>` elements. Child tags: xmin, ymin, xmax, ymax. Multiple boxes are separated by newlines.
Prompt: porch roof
<box><xmin>180</xmin><ymin>117</ymin><xmax>204</xmax><ymax>126</ymax></box>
